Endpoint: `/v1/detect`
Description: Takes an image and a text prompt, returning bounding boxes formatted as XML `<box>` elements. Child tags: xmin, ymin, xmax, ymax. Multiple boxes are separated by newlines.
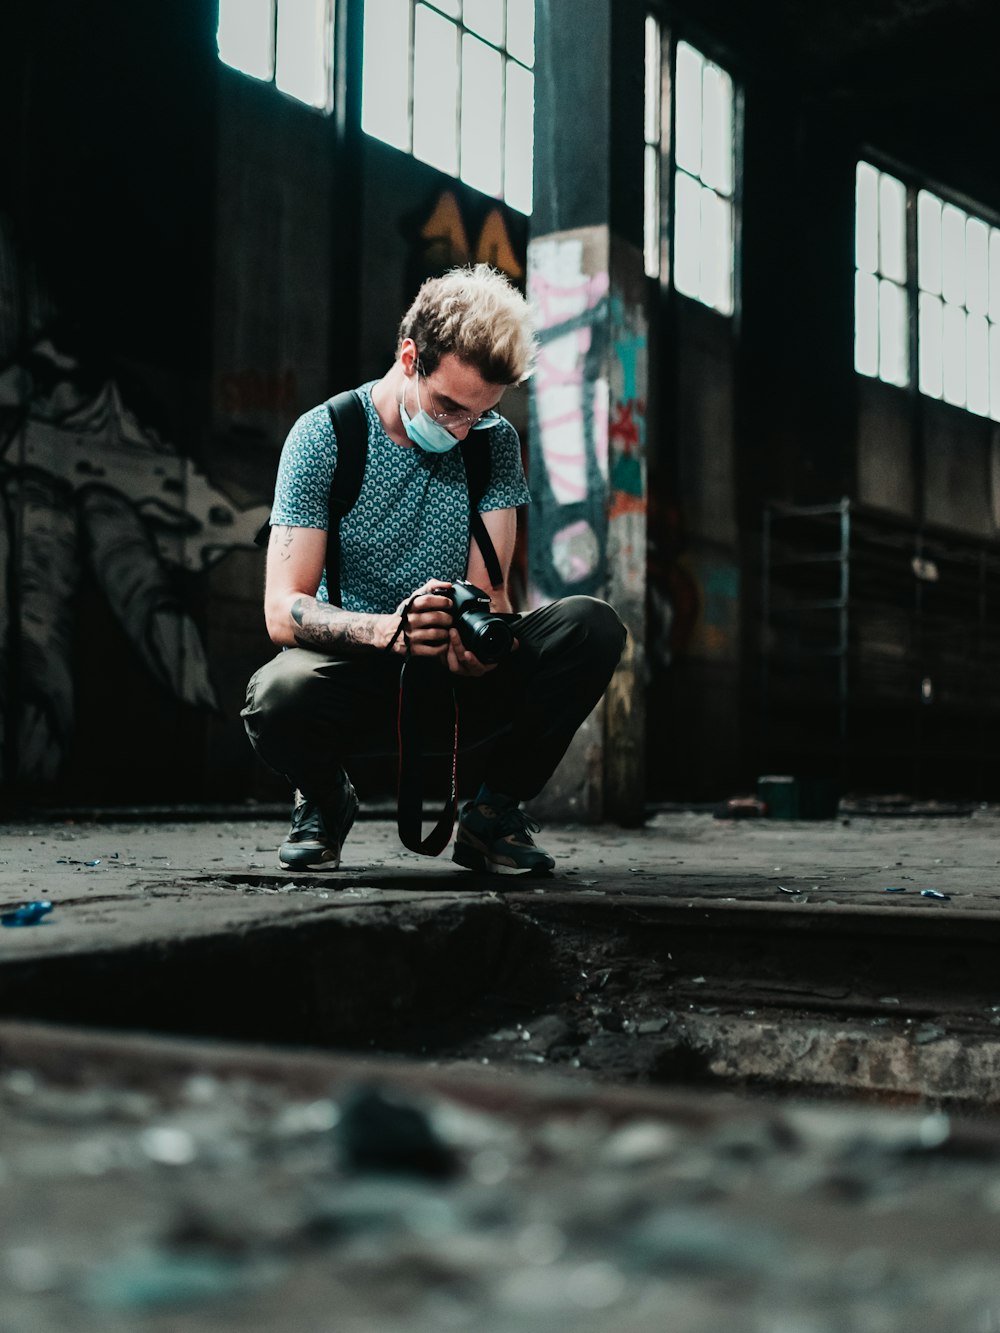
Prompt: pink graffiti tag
<box><xmin>531</xmin><ymin>255</ymin><xmax>610</xmax><ymax>505</ymax></box>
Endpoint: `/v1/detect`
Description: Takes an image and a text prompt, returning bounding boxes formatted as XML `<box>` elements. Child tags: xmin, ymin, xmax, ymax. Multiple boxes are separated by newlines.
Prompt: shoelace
<box><xmin>492</xmin><ymin>806</ymin><xmax>541</xmax><ymax>842</ymax></box>
<box><xmin>290</xmin><ymin>797</ymin><xmax>324</xmax><ymax>838</ymax></box>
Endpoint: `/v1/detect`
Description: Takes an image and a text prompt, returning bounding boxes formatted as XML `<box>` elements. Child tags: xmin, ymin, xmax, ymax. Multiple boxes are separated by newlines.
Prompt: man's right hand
<box><xmin>395</xmin><ymin>579</ymin><xmax>454</xmax><ymax>657</ymax></box>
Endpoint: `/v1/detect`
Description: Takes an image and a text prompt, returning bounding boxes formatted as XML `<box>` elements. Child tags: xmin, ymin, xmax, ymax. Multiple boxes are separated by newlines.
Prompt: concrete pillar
<box><xmin>527</xmin><ymin>0</ymin><xmax>647</xmax><ymax>824</ymax></box>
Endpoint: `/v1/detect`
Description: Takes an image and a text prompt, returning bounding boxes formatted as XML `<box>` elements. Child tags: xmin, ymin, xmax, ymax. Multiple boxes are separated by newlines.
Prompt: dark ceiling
<box><xmin>667</xmin><ymin>0</ymin><xmax>1000</xmax><ymax>207</ymax></box>
<box><xmin>675</xmin><ymin>0</ymin><xmax>999</xmax><ymax>86</ymax></box>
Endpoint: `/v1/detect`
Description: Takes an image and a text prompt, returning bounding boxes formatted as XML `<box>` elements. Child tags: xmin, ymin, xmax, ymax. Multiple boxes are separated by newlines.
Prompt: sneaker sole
<box><xmin>452</xmin><ymin>840</ymin><xmax>554</xmax><ymax>876</ymax></box>
<box><xmin>278</xmin><ymin>845</ymin><xmax>342</xmax><ymax>871</ymax></box>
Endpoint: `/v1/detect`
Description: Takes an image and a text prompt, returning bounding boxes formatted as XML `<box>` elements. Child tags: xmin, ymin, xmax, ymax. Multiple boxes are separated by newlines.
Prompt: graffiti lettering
<box><xmin>414</xmin><ymin>191</ymin><xmax>524</xmax><ymax>281</ymax></box>
<box><xmin>420</xmin><ymin>191</ymin><xmax>471</xmax><ymax>267</ymax></box>
<box><xmin>476</xmin><ymin>207</ymin><xmax>524</xmax><ymax>280</ymax></box>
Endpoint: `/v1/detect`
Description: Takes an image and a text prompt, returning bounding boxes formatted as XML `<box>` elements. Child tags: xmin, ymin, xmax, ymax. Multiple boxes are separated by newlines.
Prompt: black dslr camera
<box><xmin>449</xmin><ymin>580</ymin><xmax>515</xmax><ymax>664</ymax></box>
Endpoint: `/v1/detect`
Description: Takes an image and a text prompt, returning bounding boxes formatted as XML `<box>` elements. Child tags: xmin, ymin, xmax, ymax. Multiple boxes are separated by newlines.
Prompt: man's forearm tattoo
<box><xmin>290</xmin><ymin>597</ymin><xmax>381</xmax><ymax>653</ymax></box>
<box><xmin>276</xmin><ymin>526</ymin><xmax>295</xmax><ymax>561</ymax></box>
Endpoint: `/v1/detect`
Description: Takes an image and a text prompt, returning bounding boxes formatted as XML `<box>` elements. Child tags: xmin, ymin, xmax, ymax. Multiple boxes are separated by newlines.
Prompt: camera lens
<box><xmin>461</xmin><ymin>611</ymin><xmax>514</xmax><ymax>664</ymax></box>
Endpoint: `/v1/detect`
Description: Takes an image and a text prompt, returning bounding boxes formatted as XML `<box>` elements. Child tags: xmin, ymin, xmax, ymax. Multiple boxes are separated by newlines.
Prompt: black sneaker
<box><xmin>452</xmin><ymin>799</ymin><xmax>555</xmax><ymax>875</ymax></box>
<box><xmin>278</xmin><ymin>772</ymin><xmax>359</xmax><ymax>870</ymax></box>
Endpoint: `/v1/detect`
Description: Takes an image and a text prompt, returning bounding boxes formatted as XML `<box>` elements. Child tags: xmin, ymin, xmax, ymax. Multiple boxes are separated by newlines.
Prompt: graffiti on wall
<box><xmin>0</xmin><ymin>336</ymin><xmax>270</xmax><ymax>787</ymax></box>
<box><xmin>605</xmin><ymin>288</ymin><xmax>648</xmax><ymax>613</ymax></box>
<box><xmin>412</xmin><ymin>190</ymin><xmax>525</xmax><ymax>281</ymax></box>
<box><xmin>527</xmin><ymin>232</ymin><xmax>648</xmax><ymax>603</ymax></box>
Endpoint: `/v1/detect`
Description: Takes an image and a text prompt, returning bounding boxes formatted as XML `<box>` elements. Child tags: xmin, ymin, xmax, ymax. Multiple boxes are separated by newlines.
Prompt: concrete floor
<box><xmin>3</xmin><ymin>806</ymin><xmax>1000</xmax><ymax>1329</ymax></box>
<box><xmin>3</xmin><ymin>803</ymin><xmax>1000</xmax><ymax>954</ymax></box>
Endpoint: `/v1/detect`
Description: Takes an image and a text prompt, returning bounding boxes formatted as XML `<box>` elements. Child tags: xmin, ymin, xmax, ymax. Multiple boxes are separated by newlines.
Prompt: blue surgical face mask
<box><xmin>399</xmin><ymin>378</ymin><xmax>460</xmax><ymax>454</ymax></box>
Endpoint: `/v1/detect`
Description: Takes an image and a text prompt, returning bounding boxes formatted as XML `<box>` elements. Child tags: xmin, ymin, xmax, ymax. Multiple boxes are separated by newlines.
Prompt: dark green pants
<box><xmin>242</xmin><ymin>596</ymin><xmax>626</xmax><ymax>802</ymax></box>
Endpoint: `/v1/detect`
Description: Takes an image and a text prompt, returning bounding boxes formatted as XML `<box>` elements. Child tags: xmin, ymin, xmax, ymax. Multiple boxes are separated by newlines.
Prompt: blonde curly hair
<box><xmin>397</xmin><ymin>264</ymin><xmax>537</xmax><ymax>385</ymax></box>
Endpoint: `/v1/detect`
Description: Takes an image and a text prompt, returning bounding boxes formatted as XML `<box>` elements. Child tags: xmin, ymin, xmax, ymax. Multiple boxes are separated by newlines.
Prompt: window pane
<box><xmin>413</xmin><ymin>5</ymin><xmax>460</xmax><ymax>176</ymax></box>
<box><xmin>943</xmin><ymin>301</ymin><xmax>967</xmax><ymax>406</ymax></box>
<box><xmin>966</xmin><ymin>218</ymin><xmax>989</xmax><ymax>318</ymax></box>
<box><xmin>991</xmin><ymin>230</ymin><xmax>1000</xmax><ymax>325</ymax></box>
<box><xmin>919</xmin><ymin>292</ymin><xmax>943</xmax><ymax>398</ymax></box>
<box><xmin>855</xmin><ymin>270</ymin><xmax>879</xmax><ymax>377</ymax></box>
<box><xmin>917</xmin><ymin>190</ymin><xmax>942</xmax><ymax>295</ymax></box>
<box><xmin>362</xmin><ymin>0</ymin><xmax>410</xmax><ymax>149</ymax></box>
<box><xmin>644</xmin><ymin>15</ymin><xmax>660</xmax><ymax>145</ymax></box>
<box><xmin>276</xmin><ymin>0</ymin><xmax>328</xmax><ymax>107</ymax></box>
<box><xmin>644</xmin><ymin>144</ymin><xmax>659</xmax><ymax>278</ymax></box>
<box><xmin>879</xmin><ymin>278</ymin><xmax>908</xmax><ymax>387</ymax></box>
<box><xmin>701</xmin><ymin>187</ymin><xmax>732</xmax><ymax>313</ymax></box>
<box><xmin>967</xmin><ymin>313</ymin><xmax>989</xmax><ymax>416</ymax></box>
<box><xmin>431</xmin><ymin>0</ymin><xmax>461</xmax><ymax>15</ymax></box>
<box><xmin>675</xmin><ymin>42</ymin><xmax>703</xmax><ymax>178</ymax></box>
<box><xmin>461</xmin><ymin>34</ymin><xmax>502</xmax><ymax>196</ymax></box>
<box><xmin>991</xmin><ymin>323</ymin><xmax>1000</xmax><ymax>422</ymax></box>
<box><xmin>506</xmin><ymin>0</ymin><xmax>534</xmax><ymax>65</ymax></box>
<box><xmin>674</xmin><ymin>169</ymin><xmax>701</xmax><ymax>300</ymax></box>
<box><xmin>878</xmin><ymin>172</ymin><xmax>906</xmax><ymax>285</ymax></box>
<box><xmin>504</xmin><ymin>61</ymin><xmax>533</xmax><ymax>214</ymax></box>
<box><xmin>464</xmin><ymin>0</ymin><xmax>504</xmax><ymax>46</ymax></box>
<box><xmin>855</xmin><ymin>162</ymin><xmax>879</xmax><ymax>275</ymax></box>
<box><xmin>942</xmin><ymin>203</ymin><xmax>967</xmax><ymax>308</ymax></box>
<box><xmin>701</xmin><ymin>62</ymin><xmax>733</xmax><ymax>196</ymax></box>
<box><xmin>218</xmin><ymin>0</ymin><xmax>274</xmax><ymax>80</ymax></box>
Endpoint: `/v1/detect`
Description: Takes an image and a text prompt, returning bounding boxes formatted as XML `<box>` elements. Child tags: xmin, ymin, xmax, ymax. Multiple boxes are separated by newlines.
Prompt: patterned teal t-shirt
<box><xmin>270</xmin><ymin>381</ymin><xmax>531</xmax><ymax>613</ymax></box>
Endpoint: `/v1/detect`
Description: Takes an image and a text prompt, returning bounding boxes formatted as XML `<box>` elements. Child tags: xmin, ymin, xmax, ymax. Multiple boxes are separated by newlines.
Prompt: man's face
<box><xmin>404</xmin><ymin>343</ymin><xmax>507</xmax><ymax>440</ymax></box>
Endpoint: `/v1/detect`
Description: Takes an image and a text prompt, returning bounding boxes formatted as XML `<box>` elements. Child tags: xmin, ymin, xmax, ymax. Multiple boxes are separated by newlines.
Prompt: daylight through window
<box><xmin>672</xmin><ymin>40</ymin><xmax>736</xmax><ymax>315</ymax></box>
<box><xmin>854</xmin><ymin>162</ymin><xmax>909</xmax><ymax>388</ymax></box>
<box><xmin>217</xmin><ymin>0</ymin><xmax>331</xmax><ymax>109</ymax></box>
<box><xmin>917</xmin><ymin>191</ymin><xmax>1000</xmax><ymax>418</ymax></box>
<box><xmin>361</xmin><ymin>0</ymin><xmax>535</xmax><ymax>214</ymax></box>
<box><xmin>855</xmin><ymin>162</ymin><xmax>1000</xmax><ymax>422</ymax></box>
<box><xmin>643</xmin><ymin>15</ymin><xmax>662</xmax><ymax>279</ymax></box>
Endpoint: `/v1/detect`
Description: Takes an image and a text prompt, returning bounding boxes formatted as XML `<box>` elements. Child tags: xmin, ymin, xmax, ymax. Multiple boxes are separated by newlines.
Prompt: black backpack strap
<box><xmin>253</xmin><ymin>389</ymin><xmax>369</xmax><ymax>594</ymax></box>
<box><xmin>323</xmin><ymin>389</ymin><xmax>369</xmax><ymax>606</ymax></box>
<box><xmin>459</xmin><ymin>431</ymin><xmax>504</xmax><ymax>591</ymax></box>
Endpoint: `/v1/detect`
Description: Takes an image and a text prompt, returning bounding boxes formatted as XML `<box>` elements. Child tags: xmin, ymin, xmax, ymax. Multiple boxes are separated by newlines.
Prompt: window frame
<box><xmin>855</xmin><ymin>149</ymin><xmax>1000</xmax><ymax>424</ymax></box>
<box><xmin>217</xmin><ymin>0</ymin><xmax>335</xmax><ymax>113</ymax></box>
<box><xmin>644</xmin><ymin>25</ymin><xmax>742</xmax><ymax>320</ymax></box>
<box><xmin>361</xmin><ymin>0</ymin><xmax>535</xmax><ymax>215</ymax></box>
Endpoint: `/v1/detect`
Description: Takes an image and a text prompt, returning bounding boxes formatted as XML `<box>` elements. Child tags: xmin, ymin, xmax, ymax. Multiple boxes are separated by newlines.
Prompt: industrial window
<box><xmin>671</xmin><ymin>41</ymin><xmax>736</xmax><ymax>314</ymax></box>
<box><xmin>360</xmin><ymin>0</ymin><xmax>535</xmax><ymax>215</ymax></box>
<box><xmin>217</xmin><ymin>0</ymin><xmax>332</xmax><ymax>110</ymax></box>
<box><xmin>917</xmin><ymin>191</ymin><xmax>1000</xmax><ymax>418</ymax></box>
<box><xmin>643</xmin><ymin>15</ymin><xmax>663</xmax><ymax>279</ymax></box>
<box><xmin>855</xmin><ymin>162</ymin><xmax>1000</xmax><ymax>421</ymax></box>
<box><xmin>643</xmin><ymin>34</ymin><xmax>737</xmax><ymax>309</ymax></box>
<box><xmin>854</xmin><ymin>162</ymin><xmax>909</xmax><ymax>388</ymax></box>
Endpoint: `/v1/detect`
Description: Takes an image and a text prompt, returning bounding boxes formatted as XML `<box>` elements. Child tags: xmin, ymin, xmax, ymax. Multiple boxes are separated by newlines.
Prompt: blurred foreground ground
<box><xmin>2</xmin><ymin>806</ymin><xmax>1000</xmax><ymax>1330</ymax></box>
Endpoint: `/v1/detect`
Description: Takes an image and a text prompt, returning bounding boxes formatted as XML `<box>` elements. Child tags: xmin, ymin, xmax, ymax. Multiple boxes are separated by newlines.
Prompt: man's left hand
<box><xmin>445</xmin><ymin>628</ymin><xmax>498</xmax><ymax>678</ymax></box>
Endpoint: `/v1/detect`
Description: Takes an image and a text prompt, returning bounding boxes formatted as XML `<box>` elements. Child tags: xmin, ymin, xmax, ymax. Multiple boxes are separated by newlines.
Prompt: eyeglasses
<box><xmin>417</xmin><ymin>369</ymin><xmax>502</xmax><ymax>430</ymax></box>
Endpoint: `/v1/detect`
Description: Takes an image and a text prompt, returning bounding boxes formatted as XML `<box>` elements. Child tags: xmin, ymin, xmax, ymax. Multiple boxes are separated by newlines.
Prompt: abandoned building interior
<box><xmin>4</xmin><ymin>1</ymin><xmax>1000</xmax><ymax>1329</ymax></box>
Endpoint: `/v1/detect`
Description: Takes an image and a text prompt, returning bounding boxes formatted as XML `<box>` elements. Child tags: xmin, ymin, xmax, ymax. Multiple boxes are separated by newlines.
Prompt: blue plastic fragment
<box><xmin>920</xmin><ymin>889</ymin><xmax>951</xmax><ymax>901</ymax></box>
<box><xmin>84</xmin><ymin>859</ymin><xmax>101</xmax><ymax>867</ymax></box>
<box><xmin>2</xmin><ymin>900</ymin><xmax>54</xmax><ymax>928</ymax></box>
<box><xmin>883</xmin><ymin>886</ymin><xmax>907</xmax><ymax>893</ymax></box>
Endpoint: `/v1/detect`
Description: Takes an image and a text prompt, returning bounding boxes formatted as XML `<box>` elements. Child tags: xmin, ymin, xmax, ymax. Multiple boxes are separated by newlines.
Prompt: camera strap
<box><xmin>396</xmin><ymin>658</ymin><xmax>459</xmax><ymax>856</ymax></box>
